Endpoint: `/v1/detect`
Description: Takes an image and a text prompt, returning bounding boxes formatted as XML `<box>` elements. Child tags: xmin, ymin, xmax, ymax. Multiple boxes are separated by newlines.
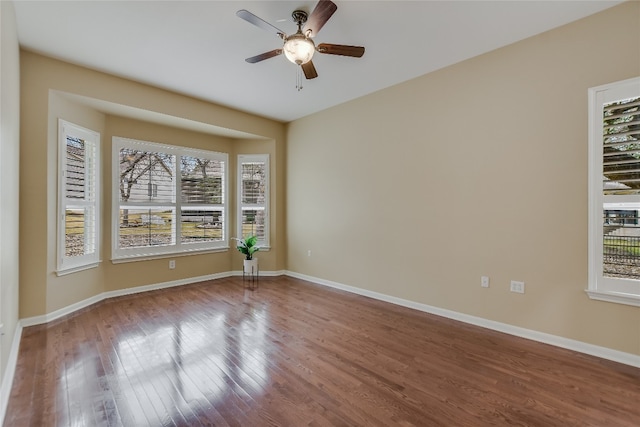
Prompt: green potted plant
<box><xmin>232</xmin><ymin>235</ymin><xmax>260</xmax><ymax>274</ymax></box>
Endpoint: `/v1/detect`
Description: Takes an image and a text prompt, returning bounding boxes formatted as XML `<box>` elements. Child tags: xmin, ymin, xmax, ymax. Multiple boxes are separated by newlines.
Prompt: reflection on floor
<box><xmin>4</xmin><ymin>276</ymin><xmax>640</xmax><ymax>426</ymax></box>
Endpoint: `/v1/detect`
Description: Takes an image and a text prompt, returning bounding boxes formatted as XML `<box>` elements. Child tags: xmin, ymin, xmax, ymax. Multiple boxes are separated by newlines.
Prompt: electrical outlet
<box><xmin>169</xmin><ymin>260</ymin><xmax>176</xmax><ymax>269</ymax></box>
<box><xmin>481</xmin><ymin>276</ymin><xmax>490</xmax><ymax>288</ymax></box>
<box><xmin>510</xmin><ymin>280</ymin><xmax>525</xmax><ymax>294</ymax></box>
<box><xmin>307</xmin><ymin>250</ymin><xmax>312</xmax><ymax>257</ymax></box>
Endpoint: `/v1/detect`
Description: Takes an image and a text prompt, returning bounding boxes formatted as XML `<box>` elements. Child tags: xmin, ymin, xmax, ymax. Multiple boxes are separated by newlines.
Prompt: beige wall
<box><xmin>0</xmin><ymin>0</ymin><xmax>21</xmax><ymax>388</ymax></box>
<box><xmin>20</xmin><ymin>52</ymin><xmax>286</xmax><ymax>318</ymax></box>
<box><xmin>286</xmin><ymin>2</ymin><xmax>640</xmax><ymax>355</ymax></box>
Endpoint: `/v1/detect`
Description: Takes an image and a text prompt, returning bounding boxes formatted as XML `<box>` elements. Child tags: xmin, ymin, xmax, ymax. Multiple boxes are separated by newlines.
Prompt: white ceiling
<box><xmin>13</xmin><ymin>0</ymin><xmax>623</xmax><ymax>123</ymax></box>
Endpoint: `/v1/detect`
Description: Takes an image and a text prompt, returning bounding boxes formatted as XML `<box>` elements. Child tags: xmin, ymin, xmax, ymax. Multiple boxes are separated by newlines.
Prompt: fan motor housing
<box><xmin>292</xmin><ymin>10</ymin><xmax>308</xmax><ymax>25</ymax></box>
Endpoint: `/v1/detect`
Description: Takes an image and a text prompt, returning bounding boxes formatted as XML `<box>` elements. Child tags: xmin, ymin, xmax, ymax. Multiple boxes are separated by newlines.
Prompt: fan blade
<box><xmin>245</xmin><ymin>49</ymin><xmax>283</xmax><ymax>63</ymax></box>
<box><xmin>317</xmin><ymin>43</ymin><xmax>365</xmax><ymax>58</ymax></box>
<box><xmin>302</xmin><ymin>61</ymin><xmax>318</xmax><ymax>79</ymax></box>
<box><xmin>303</xmin><ymin>0</ymin><xmax>337</xmax><ymax>37</ymax></box>
<box><xmin>236</xmin><ymin>9</ymin><xmax>285</xmax><ymax>39</ymax></box>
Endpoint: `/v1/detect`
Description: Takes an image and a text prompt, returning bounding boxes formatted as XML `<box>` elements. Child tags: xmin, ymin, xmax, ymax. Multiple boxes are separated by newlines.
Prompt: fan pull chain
<box><xmin>296</xmin><ymin>67</ymin><xmax>303</xmax><ymax>91</ymax></box>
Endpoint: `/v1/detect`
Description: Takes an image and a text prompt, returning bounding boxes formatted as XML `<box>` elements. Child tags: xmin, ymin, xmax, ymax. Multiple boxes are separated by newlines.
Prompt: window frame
<box><xmin>112</xmin><ymin>137</ymin><xmax>228</xmax><ymax>261</ymax></box>
<box><xmin>587</xmin><ymin>77</ymin><xmax>640</xmax><ymax>306</ymax></box>
<box><xmin>57</xmin><ymin>119</ymin><xmax>101</xmax><ymax>275</ymax></box>
<box><xmin>237</xmin><ymin>154</ymin><xmax>270</xmax><ymax>249</ymax></box>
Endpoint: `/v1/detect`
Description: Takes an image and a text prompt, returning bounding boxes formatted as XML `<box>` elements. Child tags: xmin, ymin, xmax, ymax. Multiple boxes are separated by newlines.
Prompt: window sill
<box><xmin>585</xmin><ymin>289</ymin><xmax>640</xmax><ymax>307</ymax></box>
<box><xmin>56</xmin><ymin>261</ymin><xmax>100</xmax><ymax>276</ymax></box>
<box><xmin>111</xmin><ymin>247</ymin><xmax>229</xmax><ymax>264</ymax></box>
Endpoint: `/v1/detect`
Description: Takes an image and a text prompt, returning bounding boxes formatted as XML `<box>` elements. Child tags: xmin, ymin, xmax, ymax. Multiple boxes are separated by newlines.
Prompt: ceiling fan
<box><xmin>236</xmin><ymin>0</ymin><xmax>365</xmax><ymax>81</ymax></box>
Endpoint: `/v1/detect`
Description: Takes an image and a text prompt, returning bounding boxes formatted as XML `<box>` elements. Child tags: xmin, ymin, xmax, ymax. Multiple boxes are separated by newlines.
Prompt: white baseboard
<box><xmin>20</xmin><ymin>270</ymin><xmax>288</xmax><ymax>328</ymax></box>
<box><xmin>21</xmin><ymin>271</ymin><xmax>234</xmax><ymax>327</ymax></box>
<box><xmin>0</xmin><ymin>322</ymin><xmax>23</xmax><ymax>425</ymax></box>
<box><xmin>285</xmin><ymin>271</ymin><xmax>640</xmax><ymax>368</ymax></box>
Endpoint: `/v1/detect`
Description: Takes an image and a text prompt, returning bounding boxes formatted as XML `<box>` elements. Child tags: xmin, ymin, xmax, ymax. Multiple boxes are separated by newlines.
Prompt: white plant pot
<box><xmin>243</xmin><ymin>258</ymin><xmax>258</xmax><ymax>275</ymax></box>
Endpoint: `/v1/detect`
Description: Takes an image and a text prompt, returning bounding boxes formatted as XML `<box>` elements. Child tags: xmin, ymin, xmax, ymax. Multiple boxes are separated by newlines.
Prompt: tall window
<box><xmin>113</xmin><ymin>137</ymin><xmax>227</xmax><ymax>260</ymax></box>
<box><xmin>237</xmin><ymin>154</ymin><xmax>269</xmax><ymax>247</ymax></box>
<box><xmin>588</xmin><ymin>77</ymin><xmax>640</xmax><ymax>306</ymax></box>
<box><xmin>57</xmin><ymin>120</ymin><xmax>100</xmax><ymax>274</ymax></box>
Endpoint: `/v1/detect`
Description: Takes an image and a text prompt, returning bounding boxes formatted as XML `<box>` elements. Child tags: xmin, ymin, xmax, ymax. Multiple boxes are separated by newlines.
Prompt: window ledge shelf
<box><xmin>56</xmin><ymin>261</ymin><xmax>100</xmax><ymax>277</ymax></box>
<box><xmin>111</xmin><ymin>247</ymin><xmax>229</xmax><ymax>264</ymax></box>
<box><xmin>585</xmin><ymin>289</ymin><xmax>640</xmax><ymax>307</ymax></box>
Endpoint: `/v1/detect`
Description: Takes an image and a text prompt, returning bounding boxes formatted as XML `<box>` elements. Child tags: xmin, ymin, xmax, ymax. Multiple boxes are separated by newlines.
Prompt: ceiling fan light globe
<box><xmin>283</xmin><ymin>36</ymin><xmax>315</xmax><ymax>65</ymax></box>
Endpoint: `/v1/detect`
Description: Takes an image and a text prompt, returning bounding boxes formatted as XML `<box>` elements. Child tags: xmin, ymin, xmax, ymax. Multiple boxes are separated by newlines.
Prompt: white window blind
<box><xmin>237</xmin><ymin>154</ymin><xmax>269</xmax><ymax>247</ymax></box>
<box><xmin>588</xmin><ymin>77</ymin><xmax>640</xmax><ymax>306</ymax></box>
<box><xmin>603</xmin><ymin>97</ymin><xmax>640</xmax><ymax>196</ymax></box>
<box><xmin>113</xmin><ymin>137</ymin><xmax>227</xmax><ymax>260</ymax></box>
<box><xmin>57</xmin><ymin>120</ymin><xmax>100</xmax><ymax>274</ymax></box>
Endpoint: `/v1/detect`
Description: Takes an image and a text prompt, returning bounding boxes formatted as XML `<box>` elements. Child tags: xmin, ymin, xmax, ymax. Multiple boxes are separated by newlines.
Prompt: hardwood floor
<box><xmin>4</xmin><ymin>276</ymin><xmax>640</xmax><ymax>426</ymax></box>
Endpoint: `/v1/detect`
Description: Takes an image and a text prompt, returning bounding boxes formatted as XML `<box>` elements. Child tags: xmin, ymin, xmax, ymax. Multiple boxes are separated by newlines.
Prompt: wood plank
<box><xmin>4</xmin><ymin>276</ymin><xmax>640</xmax><ymax>426</ymax></box>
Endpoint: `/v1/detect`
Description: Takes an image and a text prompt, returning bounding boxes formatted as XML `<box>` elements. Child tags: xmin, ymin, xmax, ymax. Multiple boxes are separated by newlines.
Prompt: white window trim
<box><xmin>237</xmin><ymin>154</ymin><xmax>270</xmax><ymax>249</ymax></box>
<box><xmin>587</xmin><ymin>76</ymin><xmax>640</xmax><ymax>307</ymax></box>
<box><xmin>112</xmin><ymin>137</ymin><xmax>228</xmax><ymax>261</ymax></box>
<box><xmin>57</xmin><ymin>119</ymin><xmax>101</xmax><ymax>275</ymax></box>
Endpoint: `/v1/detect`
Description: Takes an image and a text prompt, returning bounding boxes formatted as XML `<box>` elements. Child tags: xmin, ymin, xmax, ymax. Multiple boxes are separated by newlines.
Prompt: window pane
<box><xmin>65</xmin><ymin>207</ymin><xmax>95</xmax><ymax>257</ymax></box>
<box><xmin>113</xmin><ymin>137</ymin><xmax>227</xmax><ymax>259</ymax></box>
<box><xmin>237</xmin><ymin>155</ymin><xmax>268</xmax><ymax>247</ymax></box>
<box><xmin>180</xmin><ymin>208</ymin><xmax>224</xmax><ymax>243</ymax></box>
<box><xmin>181</xmin><ymin>156</ymin><xmax>224</xmax><ymax>204</ymax></box>
<box><xmin>59</xmin><ymin>120</ymin><xmax>100</xmax><ymax>272</ymax></box>
<box><xmin>241</xmin><ymin>208</ymin><xmax>265</xmax><ymax>240</ymax></box>
<box><xmin>119</xmin><ymin>149</ymin><xmax>175</xmax><ymax>203</ymax></box>
<box><xmin>588</xmin><ymin>78</ymin><xmax>640</xmax><ymax>304</ymax></box>
<box><xmin>601</xmin><ymin>97</ymin><xmax>640</xmax><ymax>281</ymax></box>
<box><xmin>602</xmin><ymin>97</ymin><xmax>640</xmax><ymax>195</ymax></box>
<box><xmin>118</xmin><ymin>208</ymin><xmax>175</xmax><ymax>249</ymax></box>
<box><xmin>241</xmin><ymin>162</ymin><xmax>266</xmax><ymax>204</ymax></box>
<box><xmin>603</xmin><ymin>209</ymin><xmax>640</xmax><ymax>279</ymax></box>
<box><xmin>66</xmin><ymin>136</ymin><xmax>86</xmax><ymax>199</ymax></box>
